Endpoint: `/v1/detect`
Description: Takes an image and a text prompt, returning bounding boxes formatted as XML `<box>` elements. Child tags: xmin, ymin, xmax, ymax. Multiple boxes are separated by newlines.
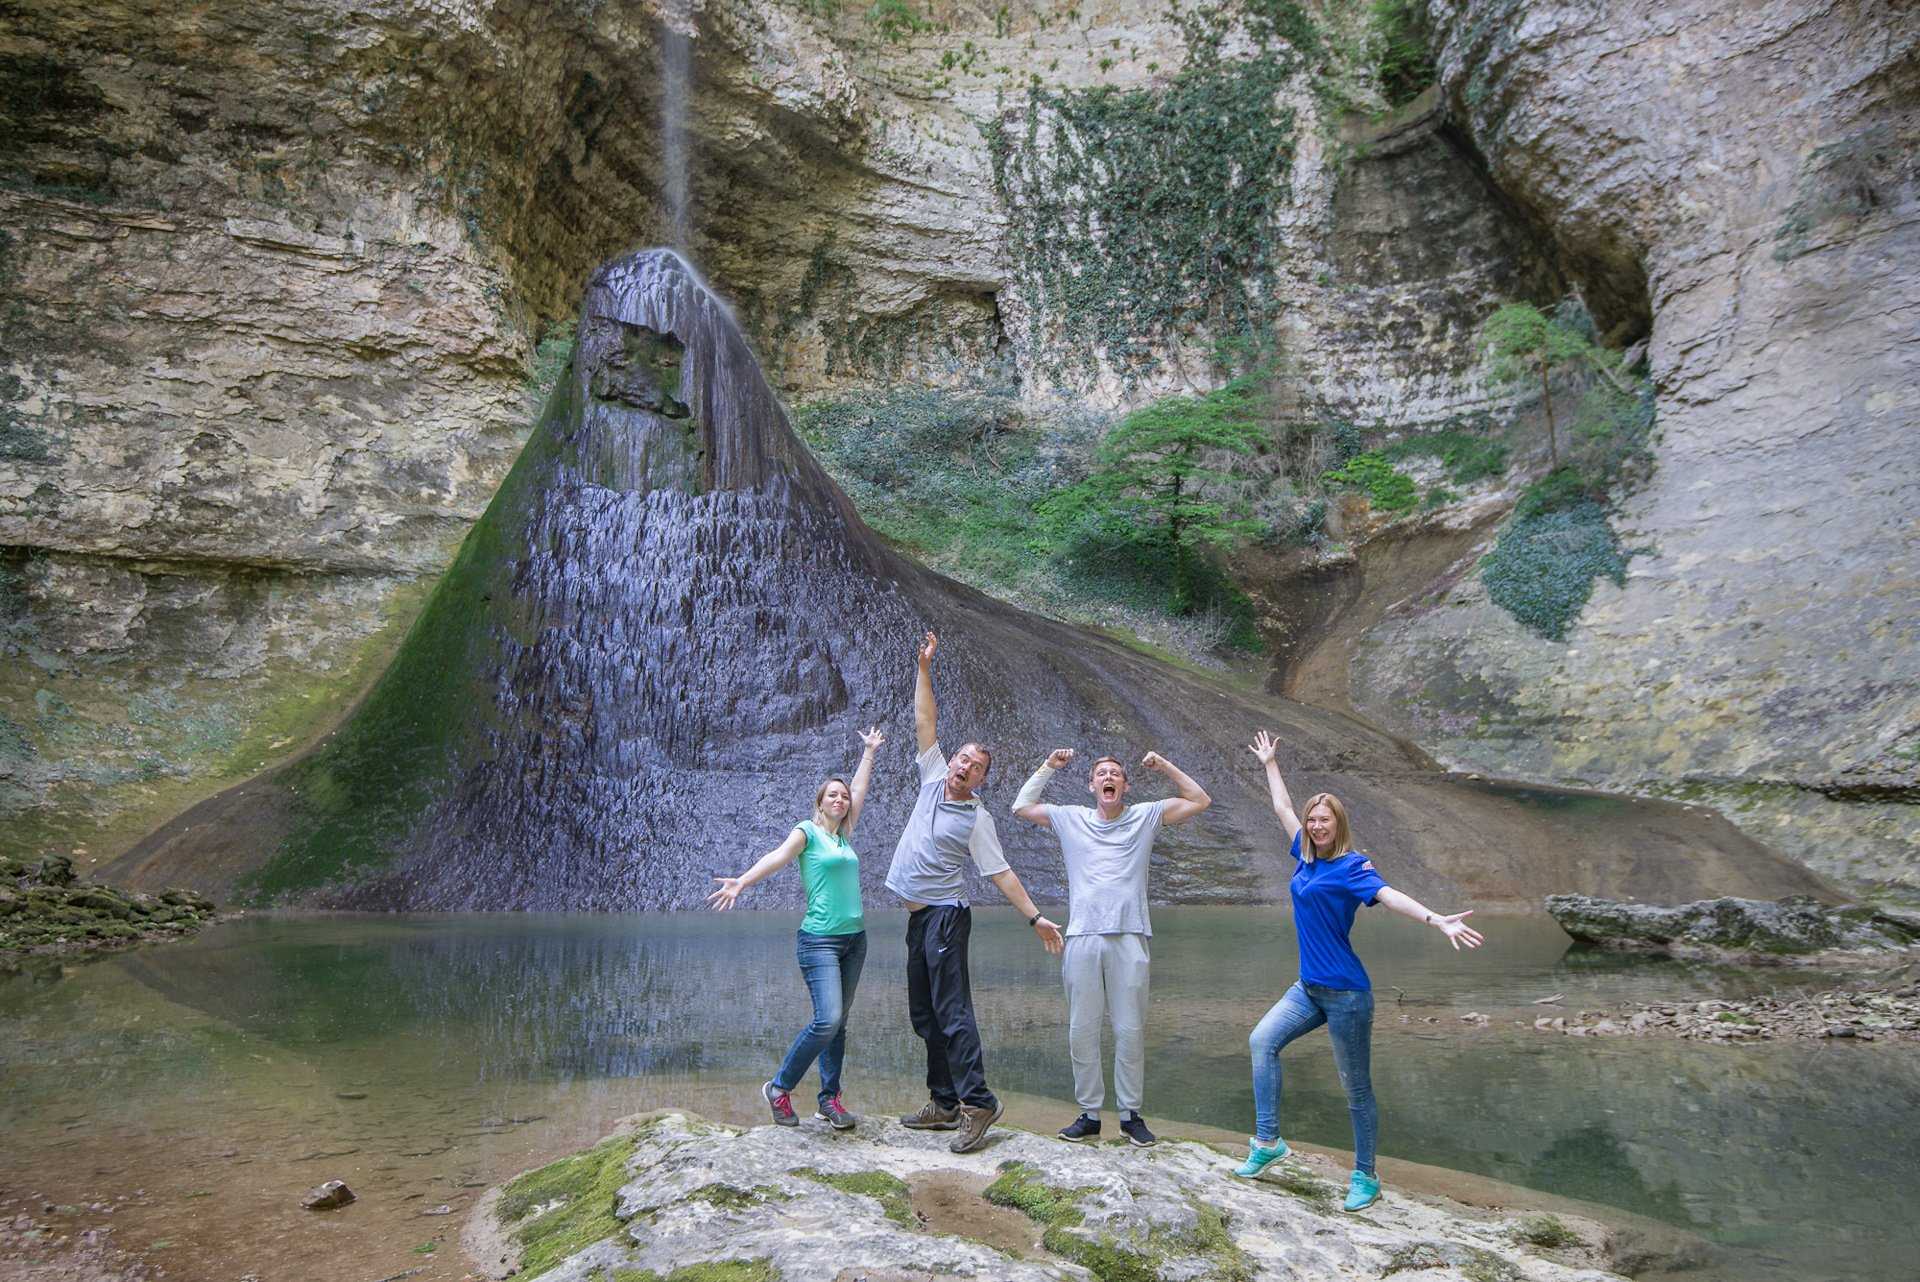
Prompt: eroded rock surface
<box><xmin>1352</xmin><ymin>0</ymin><xmax>1920</xmax><ymax>892</ymax></box>
<box><xmin>481</xmin><ymin>1111</ymin><xmax>1626</xmax><ymax>1282</ymax></box>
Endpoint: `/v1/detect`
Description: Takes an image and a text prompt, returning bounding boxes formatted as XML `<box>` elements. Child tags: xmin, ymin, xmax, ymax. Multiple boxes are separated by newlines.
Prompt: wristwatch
<box><xmin>1027</xmin><ymin>911</ymin><xmax>1042</xmax><ymax>926</ymax></box>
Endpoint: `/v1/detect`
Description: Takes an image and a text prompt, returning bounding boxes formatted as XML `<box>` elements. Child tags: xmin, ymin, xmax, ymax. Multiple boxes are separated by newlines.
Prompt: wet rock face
<box><xmin>488</xmin><ymin>1111</ymin><xmax>1625</xmax><ymax>1282</ymax></box>
<box><xmin>112</xmin><ymin>250</ymin><xmax>1832</xmax><ymax>912</ymax></box>
<box><xmin>1354</xmin><ymin>1</ymin><xmax>1920</xmax><ymax>890</ymax></box>
<box><xmin>1546</xmin><ymin>894</ymin><xmax>1920</xmax><ymax>961</ymax></box>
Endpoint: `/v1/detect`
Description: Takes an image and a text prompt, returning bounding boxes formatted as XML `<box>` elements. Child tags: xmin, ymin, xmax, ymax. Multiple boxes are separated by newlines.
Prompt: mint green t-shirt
<box><xmin>796</xmin><ymin>820</ymin><xmax>864</xmax><ymax>936</ymax></box>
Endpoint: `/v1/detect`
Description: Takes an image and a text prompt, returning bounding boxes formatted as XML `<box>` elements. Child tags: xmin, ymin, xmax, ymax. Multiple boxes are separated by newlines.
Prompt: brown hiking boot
<box><xmin>900</xmin><ymin>1097</ymin><xmax>961</xmax><ymax>1130</ymax></box>
<box><xmin>948</xmin><ymin>1099</ymin><xmax>1005</xmax><ymax>1153</ymax></box>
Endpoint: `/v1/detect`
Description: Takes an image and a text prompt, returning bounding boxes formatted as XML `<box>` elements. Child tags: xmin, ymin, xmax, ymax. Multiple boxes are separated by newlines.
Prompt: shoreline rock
<box><xmin>1527</xmin><ymin>965</ymin><xmax>1920</xmax><ymax>1045</ymax></box>
<box><xmin>0</xmin><ymin>853</ymin><xmax>221</xmax><ymax>959</ymax></box>
<box><xmin>1545</xmin><ymin>894</ymin><xmax>1920</xmax><ymax>964</ymax></box>
<box><xmin>473</xmin><ymin>1110</ymin><xmax>1645</xmax><ymax>1281</ymax></box>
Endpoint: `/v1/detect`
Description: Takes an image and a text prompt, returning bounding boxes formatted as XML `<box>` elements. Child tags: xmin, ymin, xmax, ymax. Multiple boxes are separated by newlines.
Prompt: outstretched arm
<box><xmin>1247</xmin><ymin>730</ymin><xmax>1300</xmax><ymax>843</ymax></box>
<box><xmin>1013</xmin><ymin>748</ymin><xmax>1074</xmax><ymax>828</ymax></box>
<box><xmin>708</xmin><ymin>829</ymin><xmax>807</xmax><ymax>911</ymax></box>
<box><xmin>987</xmin><ymin>868</ymin><xmax>1064</xmax><ymax>955</ymax></box>
<box><xmin>1142</xmin><ymin>751</ymin><xmax>1210</xmax><ymax>825</ymax></box>
<box><xmin>914</xmin><ymin>631</ymin><xmax>938</xmax><ymax>753</ymax></box>
<box><xmin>845</xmin><ymin>724</ymin><xmax>885</xmax><ymax>832</ymax></box>
<box><xmin>1375</xmin><ymin>886</ymin><xmax>1485</xmax><ymax>951</ymax></box>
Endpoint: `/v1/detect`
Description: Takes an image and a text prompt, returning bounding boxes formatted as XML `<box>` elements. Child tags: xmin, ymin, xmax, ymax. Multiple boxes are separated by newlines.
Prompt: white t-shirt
<box><xmin>1040</xmin><ymin>798</ymin><xmax>1173</xmax><ymax>937</ymax></box>
<box><xmin>883</xmin><ymin>743</ymin><xmax>1010</xmax><ymax>906</ymax></box>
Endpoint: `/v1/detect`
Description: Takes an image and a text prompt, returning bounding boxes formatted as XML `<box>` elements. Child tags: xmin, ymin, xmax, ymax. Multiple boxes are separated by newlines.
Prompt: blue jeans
<box><xmin>1249</xmin><ymin>981</ymin><xmax>1377</xmax><ymax>1176</ymax></box>
<box><xmin>772</xmin><ymin>929</ymin><xmax>867</xmax><ymax>1104</ymax></box>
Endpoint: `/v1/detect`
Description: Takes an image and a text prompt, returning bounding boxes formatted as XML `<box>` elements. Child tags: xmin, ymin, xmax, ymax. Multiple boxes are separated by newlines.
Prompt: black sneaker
<box><xmin>1057</xmin><ymin>1113</ymin><xmax>1101</xmax><ymax>1143</ymax></box>
<box><xmin>1119</xmin><ymin>1114</ymin><xmax>1157</xmax><ymax>1147</ymax></box>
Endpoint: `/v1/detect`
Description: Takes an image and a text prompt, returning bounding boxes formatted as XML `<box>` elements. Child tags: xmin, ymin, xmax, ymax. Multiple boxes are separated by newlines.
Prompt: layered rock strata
<box><xmin>1351</xmin><ymin>0</ymin><xmax>1920</xmax><ymax>892</ymax></box>
<box><xmin>2</xmin><ymin>0</ymin><xmax>1556</xmax><ymax>860</ymax></box>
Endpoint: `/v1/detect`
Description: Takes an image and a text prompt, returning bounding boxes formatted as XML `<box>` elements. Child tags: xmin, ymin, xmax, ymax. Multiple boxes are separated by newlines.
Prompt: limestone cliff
<box><xmin>1348</xmin><ymin>0</ymin><xmax>1919</xmax><ymax>894</ymax></box>
<box><xmin>4</xmin><ymin>0</ymin><xmax>1913</xmax><ymax>898</ymax></box>
<box><xmin>2</xmin><ymin>0</ymin><xmax>1544</xmax><ymax>862</ymax></box>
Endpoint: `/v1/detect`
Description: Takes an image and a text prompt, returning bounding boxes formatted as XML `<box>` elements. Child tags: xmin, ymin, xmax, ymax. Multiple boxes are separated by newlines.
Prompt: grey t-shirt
<box><xmin>884</xmin><ymin>743</ymin><xmax>1010</xmax><ymax>906</ymax></box>
<box><xmin>1042</xmin><ymin>798</ymin><xmax>1173</xmax><ymax>937</ymax></box>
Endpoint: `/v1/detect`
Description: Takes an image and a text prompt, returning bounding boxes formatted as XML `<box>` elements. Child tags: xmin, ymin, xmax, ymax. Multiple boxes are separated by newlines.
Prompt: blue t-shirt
<box><xmin>1289</xmin><ymin>831</ymin><xmax>1389</xmax><ymax>991</ymax></box>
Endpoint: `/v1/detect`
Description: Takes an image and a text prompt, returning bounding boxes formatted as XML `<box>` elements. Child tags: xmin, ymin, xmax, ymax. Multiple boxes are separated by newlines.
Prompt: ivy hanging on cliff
<box><xmin>980</xmin><ymin>1</ymin><xmax>1318</xmax><ymax>381</ymax></box>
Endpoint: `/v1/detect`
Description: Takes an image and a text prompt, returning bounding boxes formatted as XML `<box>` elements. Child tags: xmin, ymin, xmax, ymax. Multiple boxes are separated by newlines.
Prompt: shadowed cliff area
<box><xmin>107</xmin><ymin>251</ymin><xmax>1829</xmax><ymax>911</ymax></box>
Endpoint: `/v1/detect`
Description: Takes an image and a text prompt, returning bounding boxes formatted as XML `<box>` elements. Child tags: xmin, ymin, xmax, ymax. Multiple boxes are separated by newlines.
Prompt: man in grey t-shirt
<box><xmin>885</xmin><ymin>631</ymin><xmax>1063</xmax><ymax>1155</ymax></box>
<box><xmin>1013</xmin><ymin>747</ymin><xmax>1211</xmax><ymax>1146</ymax></box>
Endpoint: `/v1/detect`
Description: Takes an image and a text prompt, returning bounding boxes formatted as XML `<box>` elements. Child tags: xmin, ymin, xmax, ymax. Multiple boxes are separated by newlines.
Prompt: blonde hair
<box><xmin>1089</xmin><ymin>755</ymin><xmax>1128</xmax><ymax>781</ymax></box>
<box><xmin>1300</xmin><ymin>792</ymin><xmax>1353</xmax><ymax>862</ymax></box>
<box><xmin>813</xmin><ymin>777</ymin><xmax>851</xmax><ymax>835</ymax></box>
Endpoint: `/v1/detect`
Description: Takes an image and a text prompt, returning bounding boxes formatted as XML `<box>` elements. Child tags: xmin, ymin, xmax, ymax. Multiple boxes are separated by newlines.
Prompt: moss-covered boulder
<box><xmin>478</xmin><ymin>1111</ymin><xmax>1627</xmax><ymax>1282</ymax></box>
<box><xmin>0</xmin><ymin>852</ymin><xmax>219</xmax><ymax>956</ymax></box>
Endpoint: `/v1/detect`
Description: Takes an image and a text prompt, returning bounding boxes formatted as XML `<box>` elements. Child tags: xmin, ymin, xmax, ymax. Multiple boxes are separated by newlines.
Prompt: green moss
<box><xmin>244</xmin><ymin>383</ymin><xmax>568</xmax><ymax>899</ymax></box>
<box><xmin>686</xmin><ymin>1184</ymin><xmax>786</xmax><ymax>1212</ymax></box>
<box><xmin>789</xmin><ymin>1168</ymin><xmax>913</xmax><ymax>1226</ymax></box>
<box><xmin>1323</xmin><ymin>451</ymin><xmax>1417</xmax><ymax>513</ymax></box>
<box><xmin>498</xmin><ymin>1134</ymin><xmax>641</xmax><ymax>1279</ymax></box>
<box><xmin>1512</xmin><ymin>1213</ymin><xmax>1579</xmax><ymax>1249</ymax></box>
<box><xmin>610</xmin><ymin>1263</ymin><xmax>776</xmax><ymax>1282</ymax></box>
<box><xmin>985</xmin><ymin>1161</ymin><xmax>1249</xmax><ymax>1281</ymax></box>
<box><xmin>983</xmin><ymin>1162</ymin><xmax>1093</xmax><ymax>1228</ymax></box>
<box><xmin>1241</xmin><ymin>1162</ymin><xmax>1337</xmax><ymax>1209</ymax></box>
<box><xmin>1383</xmin><ymin>1241</ymin><xmax>1520</xmax><ymax>1282</ymax></box>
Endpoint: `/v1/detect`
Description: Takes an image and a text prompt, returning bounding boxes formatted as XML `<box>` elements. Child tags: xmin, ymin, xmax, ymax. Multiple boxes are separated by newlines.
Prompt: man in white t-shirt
<box><xmin>885</xmin><ymin>631</ymin><xmax>1063</xmax><ymax>1155</ymax></box>
<box><xmin>1013</xmin><ymin>746</ymin><xmax>1211</xmax><ymax>1146</ymax></box>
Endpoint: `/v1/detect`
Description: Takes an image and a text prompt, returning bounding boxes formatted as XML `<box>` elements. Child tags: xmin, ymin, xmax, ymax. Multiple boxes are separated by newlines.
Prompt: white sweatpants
<box><xmin>1061</xmin><ymin>932</ymin><xmax>1150</xmax><ymax>1114</ymax></box>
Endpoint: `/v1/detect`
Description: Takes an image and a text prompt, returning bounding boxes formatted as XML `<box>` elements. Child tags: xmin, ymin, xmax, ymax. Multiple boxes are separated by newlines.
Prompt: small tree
<box><xmin>1479</xmin><ymin>301</ymin><xmax>1596</xmax><ymax>468</ymax></box>
<box><xmin>1047</xmin><ymin>376</ymin><xmax>1268</xmax><ymax>615</ymax></box>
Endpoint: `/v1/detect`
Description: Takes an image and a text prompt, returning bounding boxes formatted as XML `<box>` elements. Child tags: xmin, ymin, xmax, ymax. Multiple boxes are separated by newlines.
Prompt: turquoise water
<box><xmin>3</xmin><ymin>909</ymin><xmax>1915</xmax><ymax>1280</ymax></box>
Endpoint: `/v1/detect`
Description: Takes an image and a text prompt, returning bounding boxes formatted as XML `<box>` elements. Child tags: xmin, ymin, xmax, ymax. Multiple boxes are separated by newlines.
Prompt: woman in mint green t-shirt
<box><xmin>709</xmin><ymin>725</ymin><xmax>884</xmax><ymax>1131</ymax></box>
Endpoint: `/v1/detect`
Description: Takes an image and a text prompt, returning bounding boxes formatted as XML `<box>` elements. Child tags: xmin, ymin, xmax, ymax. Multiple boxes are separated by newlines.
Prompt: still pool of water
<box><xmin>4</xmin><ymin>909</ymin><xmax>1916</xmax><ymax>1281</ymax></box>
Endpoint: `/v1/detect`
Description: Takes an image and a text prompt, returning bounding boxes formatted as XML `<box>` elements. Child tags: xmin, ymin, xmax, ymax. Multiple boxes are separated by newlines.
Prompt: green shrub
<box><xmin>1324</xmin><ymin>451</ymin><xmax>1417</xmax><ymax>513</ymax></box>
<box><xmin>1383</xmin><ymin>429</ymin><xmax>1509</xmax><ymax>485</ymax></box>
<box><xmin>1482</xmin><ymin>484</ymin><xmax>1629</xmax><ymax>641</ymax></box>
<box><xmin>1368</xmin><ymin>0</ymin><xmax>1436</xmax><ymax>106</ymax></box>
<box><xmin>866</xmin><ymin>0</ymin><xmax>926</xmax><ymax>41</ymax></box>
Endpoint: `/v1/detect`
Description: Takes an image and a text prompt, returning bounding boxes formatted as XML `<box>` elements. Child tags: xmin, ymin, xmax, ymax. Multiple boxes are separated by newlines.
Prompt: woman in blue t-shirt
<box><xmin>1234</xmin><ymin>730</ymin><xmax>1485</xmax><ymax>1211</ymax></box>
<box><xmin>708</xmin><ymin>725</ymin><xmax>885</xmax><ymax>1131</ymax></box>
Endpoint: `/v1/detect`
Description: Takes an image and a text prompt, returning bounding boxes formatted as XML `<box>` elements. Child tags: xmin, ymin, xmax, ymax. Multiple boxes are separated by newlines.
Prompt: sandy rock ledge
<box><xmin>474</xmin><ymin>1111</ymin><xmax>1625</xmax><ymax>1281</ymax></box>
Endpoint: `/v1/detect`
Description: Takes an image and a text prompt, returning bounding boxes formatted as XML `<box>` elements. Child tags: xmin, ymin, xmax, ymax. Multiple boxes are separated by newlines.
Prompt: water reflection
<box><xmin>4</xmin><ymin>909</ymin><xmax>1917</xmax><ymax>1281</ymax></box>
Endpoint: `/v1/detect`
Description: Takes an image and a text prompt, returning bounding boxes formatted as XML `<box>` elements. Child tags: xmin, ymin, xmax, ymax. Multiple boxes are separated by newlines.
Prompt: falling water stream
<box><xmin>660</xmin><ymin>0</ymin><xmax>694</xmax><ymax>250</ymax></box>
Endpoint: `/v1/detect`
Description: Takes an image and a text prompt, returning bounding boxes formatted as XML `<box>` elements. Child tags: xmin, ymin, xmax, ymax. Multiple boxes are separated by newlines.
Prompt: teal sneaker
<box><xmin>1344</xmin><ymin>1170</ymin><xmax>1381</xmax><ymax>1211</ymax></box>
<box><xmin>1233</xmin><ymin>1137</ymin><xmax>1290</xmax><ymax>1178</ymax></box>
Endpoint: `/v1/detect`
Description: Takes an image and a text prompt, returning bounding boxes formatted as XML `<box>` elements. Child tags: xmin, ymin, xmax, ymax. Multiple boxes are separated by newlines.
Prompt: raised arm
<box><xmin>1247</xmin><ymin>730</ymin><xmax>1300</xmax><ymax>842</ymax></box>
<box><xmin>914</xmin><ymin>630</ymin><xmax>938</xmax><ymax>753</ymax></box>
<box><xmin>707</xmin><ymin>828</ymin><xmax>806</xmax><ymax>911</ymax></box>
<box><xmin>1141</xmin><ymin>751</ymin><xmax>1210</xmax><ymax>825</ymax></box>
<box><xmin>1013</xmin><ymin>748</ymin><xmax>1074</xmax><ymax>829</ymax></box>
<box><xmin>845</xmin><ymin>724</ymin><xmax>885</xmax><ymax>832</ymax></box>
<box><xmin>986</xmin><ymin>868</ymin><xmax>1064</xmax><ymax>955</ymax></box>
<box><xmin>1374</xmin><ymin>886</ymin><xmax>1485</xmax><ymax>951</ymax></box>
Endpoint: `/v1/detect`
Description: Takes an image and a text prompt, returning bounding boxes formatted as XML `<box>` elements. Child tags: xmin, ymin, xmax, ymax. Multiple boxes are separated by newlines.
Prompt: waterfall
<box><xmin>660</xmin><ymin>0</ymin><xmax>694</xmax><ymax>250</ymax></box>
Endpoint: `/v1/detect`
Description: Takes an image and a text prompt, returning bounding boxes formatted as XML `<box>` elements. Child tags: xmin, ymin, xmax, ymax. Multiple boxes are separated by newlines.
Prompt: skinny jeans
<box><xmin>772</xmin><ymin>929</ymin><xmax>867</xmax><ymax>1104</ymax></box>
<box><xmin>1249</xmin><ymin>981</ymin><xmax>1377</xmax><ymax>1176</ymax></box>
